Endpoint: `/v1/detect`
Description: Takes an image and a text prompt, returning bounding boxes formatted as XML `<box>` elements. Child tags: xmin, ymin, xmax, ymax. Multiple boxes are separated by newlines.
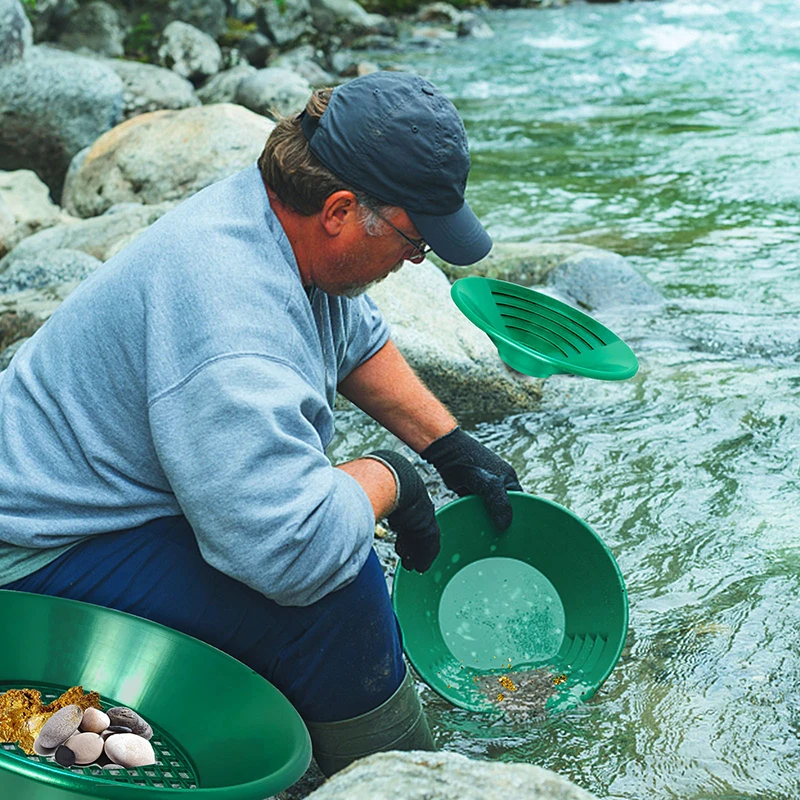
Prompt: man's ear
<box><xmin>320</xmin><ymin>190</ymin><xmax>358</xmax><ymax>236</ymax></box>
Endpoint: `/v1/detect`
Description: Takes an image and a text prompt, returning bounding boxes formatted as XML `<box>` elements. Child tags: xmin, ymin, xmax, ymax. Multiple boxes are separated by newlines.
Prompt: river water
<box><xmin>331</xmin><ymin>1</ymin><xmax>800</xmax><ymax>798</ymax></box>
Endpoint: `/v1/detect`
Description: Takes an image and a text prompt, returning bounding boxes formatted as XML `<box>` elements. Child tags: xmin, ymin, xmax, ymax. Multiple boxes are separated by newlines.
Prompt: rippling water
<box><xmin>330</xmin><ymin>2</ymin><xmax>800</xmax><ymax>797</ymax></box>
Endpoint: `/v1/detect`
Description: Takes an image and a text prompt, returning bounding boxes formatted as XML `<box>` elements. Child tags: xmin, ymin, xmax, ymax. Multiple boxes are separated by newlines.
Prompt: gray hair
<box><xmin>354</xmin><ymin>192</ymin><xmax>401</xmax><ymax>237</ymax></box>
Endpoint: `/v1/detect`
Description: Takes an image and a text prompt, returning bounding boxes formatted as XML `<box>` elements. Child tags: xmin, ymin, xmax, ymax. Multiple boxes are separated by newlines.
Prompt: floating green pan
<box><xmin>392</xmin><ymin>493</ymin><xmax>628</xmax><ymax>715</ymax></box>
<box><xmin>0</xmin><ymin>590</ymin><xmax>311</xmax><ymax>800</ymax></box>
<box><xmin>451</xmin><ymin>276</ymin><xmax>638</xmax><ymax>380</ymax></box>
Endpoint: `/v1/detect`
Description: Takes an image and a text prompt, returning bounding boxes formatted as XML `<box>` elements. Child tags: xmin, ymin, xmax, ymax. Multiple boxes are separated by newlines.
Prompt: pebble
<box><xmin>54</xmin><ymin>745</ymin><xmax>76</xmax><ymax>767</ymax></box>
<box><xmin>106</xmin><ymin>707</ymin><xmax>153</xmax><ymax>740</ymax></box>
<box><xmin>64</xmin><ymin>732</ymin><xmax>104</xmax><ymax>765</ymax></box>
<box><xmin>32</xmin><ymin>738</ymin><xmax>56</xmax><ymax>757</ymax></box>
<box><xmin>104</xmin><ymin>733</ymin><xmax>156</xmax><ymax>768</ymax></box>
<box><xmin>79</xmin><ymin>707</ymin><xmax>110</xmax><ymax>734</ymax></box>
<box><xmin>107</xmin><ymin>725</ymin><xmax>132</xmax><ymax>734</ymax></box>
<box><xmin>36</xmin><ymin>705</ymin><xmax>83</xmax><ymax>749</ymax></box>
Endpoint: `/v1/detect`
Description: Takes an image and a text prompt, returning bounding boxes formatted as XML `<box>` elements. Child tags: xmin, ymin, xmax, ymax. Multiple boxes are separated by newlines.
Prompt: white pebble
<box><xmin>64</xmin><ymin>732</ymin><xmax>104</xmax><ymax>765</ymax></box>
<box><xmin>79</xmin><ymin>707</ymin><xmax>110</xmax><ymax>734</ymax></box>
<box><xmin>104</xmin><ymin>733</ymin><xmax>156</xmax><ymax>768</ymax></box>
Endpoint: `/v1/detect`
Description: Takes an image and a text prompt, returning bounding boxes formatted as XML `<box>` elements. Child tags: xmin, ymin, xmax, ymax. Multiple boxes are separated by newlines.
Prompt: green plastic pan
<box><xmin>450</xmin><ymin>276</ymin><xmax>639</xmax><ymax>380</ymax></box>
<box><xmin>392</xmin><ymin>493</ymin><xmax>628</xmax><ymax>715</ymax></box>
<box><xmin>0</xmin><ymin>590</ymin><xmax>311</xmax><ymax>799</ymax></box>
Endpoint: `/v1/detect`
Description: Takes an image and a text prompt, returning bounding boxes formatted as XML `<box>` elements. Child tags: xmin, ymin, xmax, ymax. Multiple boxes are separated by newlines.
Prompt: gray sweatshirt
<box><xmin>0</xmin><ymin>164</ymin><xmax>389</xmax><ymax>605</ymax></box>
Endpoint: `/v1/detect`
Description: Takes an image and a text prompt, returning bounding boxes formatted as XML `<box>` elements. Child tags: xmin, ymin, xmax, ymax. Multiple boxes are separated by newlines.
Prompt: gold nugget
<box><xmin>498</xmin><ymin>675</ymin><xmax>518</xmax><ymax>692</ymax></box>
<box><xmin>553</xmin><ymin>674</ymin><xmax>567</xmax><ymax>685</ymax></box>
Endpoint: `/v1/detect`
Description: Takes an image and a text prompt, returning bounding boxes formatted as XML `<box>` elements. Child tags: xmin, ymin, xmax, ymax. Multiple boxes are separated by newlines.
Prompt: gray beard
<box><xmin>339</xmin><ymin>261</ymin><xmax>404</xmax><ymax>298</ymax></box>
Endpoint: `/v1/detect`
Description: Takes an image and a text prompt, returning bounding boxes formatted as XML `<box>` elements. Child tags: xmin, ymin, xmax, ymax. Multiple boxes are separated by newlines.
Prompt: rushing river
<box><xmin>330</xmin><ymin>1</ymin><xmax>800</xmax><ymax>798</ymax></box>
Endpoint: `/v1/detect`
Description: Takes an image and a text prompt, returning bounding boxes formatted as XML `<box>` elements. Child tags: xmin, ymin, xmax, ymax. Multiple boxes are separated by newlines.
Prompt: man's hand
<box><xmin>366</xmin><ymin>450</ymin><xmax>440</xmax><ymax>573</ymax></box>
<box><xmin>421</xmin><ymin>427</ymin><xmax>522</xmax><ymax>530</ymax></box>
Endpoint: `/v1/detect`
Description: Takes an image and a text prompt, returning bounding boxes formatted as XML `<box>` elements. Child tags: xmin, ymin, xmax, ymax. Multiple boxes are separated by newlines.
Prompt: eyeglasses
<box><xmin>373</xmin><ymin>210</ymin><xmax>431</xmax><ymax>263</ymax></box>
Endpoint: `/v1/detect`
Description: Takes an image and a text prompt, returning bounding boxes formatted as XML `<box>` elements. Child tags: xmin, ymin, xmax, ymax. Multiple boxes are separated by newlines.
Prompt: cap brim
<box><xmin>408</xmin><ymin>202</ymin><xmax>492</xmax><ymax>267</ymax></box>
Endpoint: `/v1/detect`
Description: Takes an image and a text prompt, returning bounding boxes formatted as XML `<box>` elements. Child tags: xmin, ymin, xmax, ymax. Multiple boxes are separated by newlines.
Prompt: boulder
<box><xmin>238</xmin><ymin>32</ymin><xmax>273</xmax><ymax>68</ymax></box>
<box><xmin>0</xmin><ymin>249</ymin><xmax>102</xmax><ymax>293</ymax></box>
<box><xmin>60</xmin><ymin>104</ymin><xmax>274</xmax><ymax>218</ymax></box>
<box><xmin>0</xmin><ymin>0</ymin><xmax>32</xmax><ymax>66</ymax></box>
<box><xmin>256</xmin><ymin>0</ymin><xmax>315</xmax><ymax>48</ymax></box>
<box><xmin>271</xmin><ymin>45</ymin><xmax>335</xmax><ymax>87</ymax></box>
<box><xmin>0</xmin><ymin>170</ymin><xmax>73</xmax><ymax>258</ymax></box>
<box><xmin>368</xmin><ymin>260</ymin><xmax>542</xmax><ymax>417</ymax></box>
<box><xmin>0</xmin><ymin>202</ymin><xmax>175</xmax><ymax>267</ymax></box>
<box><xmin>57</xmin><ymin>1</ymin><xmax>125</xmax><ymax>57</ymax></box>
<box><xmin>416</xmin><ymin>1</ymin><xmax>463</xmax><ymax>25</ymax></box>
<box><xmin>457</xmin><ymin>13</ymin><xmax>494</xmax><ymax>39</ymax></box>
<box><xmin>196</xmin><ymin>64</ymin><xmax>257</xmax><ymax>104</ymax></box>
<box><xmin>303</xmin><ymin>751</ymin><xmax>599</xmax><ymax>800</ymax></box>
<box><xmin>308</xmin><ymin>0</ymin><xmax>395</xmax><ymax>38</ymax></box>
<box><xmin>0</xmin><ymin>45</ymin><xmax>124</xmax><ymax>198</ymax></box>
<box><xmin>24</xmin><ymin>0</ymin><xmax>78</xmax><ymax>42</ymax></box>
<box><xmin>235</xmin><ymin>67</ymin><xmax>312</xmax><ymax>118</ymax></box>
<box><xmin>100</xmin><ymin>58</ymin><xmax>200</xmax><ymax>120</ymax></box>
<box><xmin>157</xmin><ymin>21</ymin><xmax>222</xmax><ymax>83</ymax></box>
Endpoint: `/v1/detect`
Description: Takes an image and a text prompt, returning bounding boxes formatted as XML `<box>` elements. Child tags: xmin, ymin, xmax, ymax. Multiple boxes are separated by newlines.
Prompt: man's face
<box><xmin>317</xmin><ymin>210</ymin><xmax>427</xmax><ymax>298</ymax></box>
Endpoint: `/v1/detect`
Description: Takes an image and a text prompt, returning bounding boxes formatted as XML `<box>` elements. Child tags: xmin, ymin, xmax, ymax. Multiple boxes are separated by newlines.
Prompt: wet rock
<box><xmin>54</xmin><ymin>744</ymin><xmax>76</xmax><ymax>766</ymax></box>
<box><xmin>368</xmin><ymin>259</ymin><xmax>542</xmax><ymax>417</ymax></box>
<box><xmin>104</xmin><ymin>733</ymin><xmax>156</xmax><ymax>768</ymax></box>
<box><xmin>157</xmin><ymin>21</ymin><xmax>222</xmax><ymax>83</ymax></box>
<box><xmin>36</xmin><ymin>704</ymin><xmax>83</xmax><ymax>749</ymax></box>
<box><xmin>106</xmin><ymin>708</ymin><xmax>153</xmax><ymax>740</ymax></box>
<box><xmin>0</xmin><ymin>0</ymin><xmax>33</xmax><ymax>66</ymax></box>
<box><xmin>0</xmin><ymin>45</ymin><xmax>123</xmax><ymax>197</ymax></box>
<box><xmin>302</xmin><ymin>750</ymin><xmax>600</xmax><ymax>800</ymax></box>
<box><xmin>235</xmin><ymin>67</ymin><xmax>313</xmax><ymax>118</ymax></box>
<box><xmin>79</xmin><ymin>707</ymin><xmax>110</xmax><ymax>734</ymax></box>
<box><xmin>64</xmin><ymin>732</ymin><xmax>104</xmax><ymax>765</ymax></box>
<box><xmin>457</xmin><ymin>13</ymin><xmax>494</xmax><ymax>39</ymax></box>
<box><xmin>60</xmin><ymin>105</ymin><xmax>273</xmax><ymax>218</ymax></box>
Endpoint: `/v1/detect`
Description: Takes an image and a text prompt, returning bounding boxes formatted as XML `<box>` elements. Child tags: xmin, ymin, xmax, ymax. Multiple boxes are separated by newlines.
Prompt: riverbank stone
<box><xmin>303</xmin><ymin>750</ymin><xmax>600</xmax><ymax>800</ymax></box>
<box><xmin>79</xmin><ymin>707</ymin><xmax>111</xmax><ymax>734</ymax></box>
<box><xmin>235</xmin><ymin>67</ymin><xmax>313</xmax><ymax>118</ymax></box>
<box><xmin>64</xmin><ymin>731</ymin><xmax>104</xmax><ymax>765</ymax></box>
<box><xmin>157</xmin><ymin>21</ymin><xmax>223</xmax><ymax>83</ymax></box>
<box><xmin>103</xmin><ymin>732</ymin><xmax>156</xmax><ymax>768</ymax></box>
<box><xmin>0</xmin><ymin>45</ymin><xmax>123</xmax><ymax>198</ymax></box>
<box><xmin>57</xmin><ymin>1</ymin><xmax>125</xmax><ymax>57</ymax></box>
<box><xmin>60</xmin><ymin>105</ymin><xmax>273</xmax><ymax>218</ymax></box>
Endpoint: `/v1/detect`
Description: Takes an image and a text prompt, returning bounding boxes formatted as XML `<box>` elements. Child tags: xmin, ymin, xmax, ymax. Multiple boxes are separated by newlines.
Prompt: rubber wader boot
<box><xmin>304</xmin><ymin>668</ymin><xmax>435</xmax><ymax>776</ymax></box>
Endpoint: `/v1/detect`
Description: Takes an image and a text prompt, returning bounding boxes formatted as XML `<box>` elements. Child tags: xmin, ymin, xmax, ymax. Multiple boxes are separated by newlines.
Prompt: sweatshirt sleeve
<box><xmin>335</xmin><ymin>293</ymin><xmax>391</xmax><ymax>383</ymax></box>
<box><xmin>147</xmin><ymin>353</ymin><xmax>375</xmax><ymax>606</ymax></box>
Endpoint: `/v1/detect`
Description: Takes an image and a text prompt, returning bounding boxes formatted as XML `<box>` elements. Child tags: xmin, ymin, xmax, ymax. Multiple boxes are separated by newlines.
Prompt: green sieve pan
<box><xmin>0</xmin><ymin>590</ymin><xmax>311</xmax><ymax>800</ymax></box>
<box><xmin>450</xmin><ymin>276</ymin><xmax>638</xmax><ymax>380</ymax></box>
<box><xmin>392</xmin><ymin>493</ymin><xmax>628</xmax><ymax>714</ymax></box>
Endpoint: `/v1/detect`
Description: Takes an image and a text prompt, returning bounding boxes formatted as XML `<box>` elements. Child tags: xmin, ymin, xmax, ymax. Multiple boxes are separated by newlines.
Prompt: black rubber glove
<box><xmin>368</xmin><ymin>449</ymin><xmax>441</xmax><ymax>573</ymax></box>
<box><xmin>421</xmin><ymin>427</ymin><xmax>522</xmax><ymax>530</ymax></box>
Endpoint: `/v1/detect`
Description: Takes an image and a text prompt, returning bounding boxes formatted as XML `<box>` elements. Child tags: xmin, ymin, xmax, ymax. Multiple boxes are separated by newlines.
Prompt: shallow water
<box><xmin>330</xmin><ymin>1</ymin><xmax>800</xmax><ymax>797</ymax></box>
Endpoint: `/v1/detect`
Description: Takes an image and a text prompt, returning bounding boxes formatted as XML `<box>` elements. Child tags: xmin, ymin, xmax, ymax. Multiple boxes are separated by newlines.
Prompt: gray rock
<box><xmin>24</xmin><ymin>0</ymin><xmax>77</xmax><ymax>42</ymax></box>
<box><xmin>368</xmin><ymin>260</ymin><xmax>542</xmax><ymax>417</ymax></box>
<box><xmin>0</xmin><ymin>249</ymin><xmax>102</xmax><ymax>293</ymax></box>
<box><xmin>0</xmin><ymin>0</ymin><xmax>32</xmax><ymax>66</ymax></box>
<box><xmin>157</xmin><ymin>21</ymin><xmax>222</xmax><ymax>83</ymax></box>
<box><xmin>236</xmin><ymin>67</ymin><xmax>312</xmax><ymax>118</ymax></box>
<box><xmin>416</xmin><ymin>1</ymin><xmax>463</xmax><ymax>25</ymax></box>
<box><xmin>309</xmin><ymin>0</ymin><xmax>395</xmax><ymax>38</ymax></box>
<box><xmin>0</xmin><ymin>45</ymin><xmax>124</xmax><ymax>198</ymax></box>
<box><xmin>195</xmin><ymin>63</ymin><xmax>257</xmax><ymax>103</ymax></box>
<box><xmin>256</xmin><ymin>0</ymin><xmax>314</xmax><ymax>47</ymax></box>
<box><xmin>271</xmin><ymin>45</ymin><xmax>335</xmax><ymax>87</ymax></box>
<box><xmin>32</xmin><ymin>737</ymin><xmax>57</xmax><ymax>757</ymax></box>
<box><xmin>64</xmin><ymin>731</ymin><xmax>104</xmax><ymax>765</ymax></box>
<box><xmin>103</xmin><ymin>732</ymin><xmax>156</xmax><ymax>768</ymax></box>
<box><xmin>167</xmin><ymin>0</ymin><xmax>227</xmax><ymax>38</ymax></box>
<box><xmin>100</xmin><ymin>58</ymin><xmax>200</xmax><ymax>120</ymax></box>
<box><xmin>54</xmin><ymin>745</ymin><xmax>76</xmax><ymax>767</ymax></box>
<box><xmin>546</xmin><ymin>250</ymin><xmax>663</xmax><ymax>311</ymax></box>
<box><xmin>60</xmin><ymin>104</ymin><xmax>273</xmax><ymax>217</ymax></box>
<box><xmin>58</xmin><ymin>1</ymin><xmax>125</xmax><ymax>57</ymax></box>
<box><xmin>106</xmin><ymin>708</ymin><xmax>153</xmax><ymax>739</ymax></box>
<box><xmin>36</xmin><ymin>704</ymin><xmax>83</xmax><ymax>750</ymax></box>
<box><xmin>303</xmin><ymin>750</ymin><xmax>599</xmax><ymax>800</ymax></box>
<box><xmin>0</xmin><ymin>170</ymin><xmax>72</xmax><ymax>258</ymax></box>
<box><xmin>0</xmin><ymin>203</ymin><xmax>175</xmax><ymax>266</ymax></box>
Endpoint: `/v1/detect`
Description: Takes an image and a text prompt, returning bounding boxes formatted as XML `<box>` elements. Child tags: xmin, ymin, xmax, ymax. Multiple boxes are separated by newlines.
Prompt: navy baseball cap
<box><xmin>300</xmin><ymin>72</ymin><xmax>492</xmax><ymax>266</ymax></box>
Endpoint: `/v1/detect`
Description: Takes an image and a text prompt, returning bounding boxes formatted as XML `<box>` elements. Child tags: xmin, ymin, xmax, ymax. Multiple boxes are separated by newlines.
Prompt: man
<box><xmin>0</xmin><ymin>72</ymin><xmax>521</xmax><ymax>774</ymax></box>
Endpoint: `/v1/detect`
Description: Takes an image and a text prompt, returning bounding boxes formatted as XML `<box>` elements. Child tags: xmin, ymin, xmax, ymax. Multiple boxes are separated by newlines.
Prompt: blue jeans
<box><xmin>1</xmin><ymin>516</ymin><xmax>405</xmax><ymax>723</ymax></box>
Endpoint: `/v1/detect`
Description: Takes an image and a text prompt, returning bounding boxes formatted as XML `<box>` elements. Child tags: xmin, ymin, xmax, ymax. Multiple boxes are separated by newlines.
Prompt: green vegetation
<box><xmin>218</xmin><ymin>17</ymin><xmax>259</xmax><ymax>49</ymax></box>
<box><xmin>123</xmin><ymin>12</ymin><xmax>157</xmax><ymax>62</ymax></box>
